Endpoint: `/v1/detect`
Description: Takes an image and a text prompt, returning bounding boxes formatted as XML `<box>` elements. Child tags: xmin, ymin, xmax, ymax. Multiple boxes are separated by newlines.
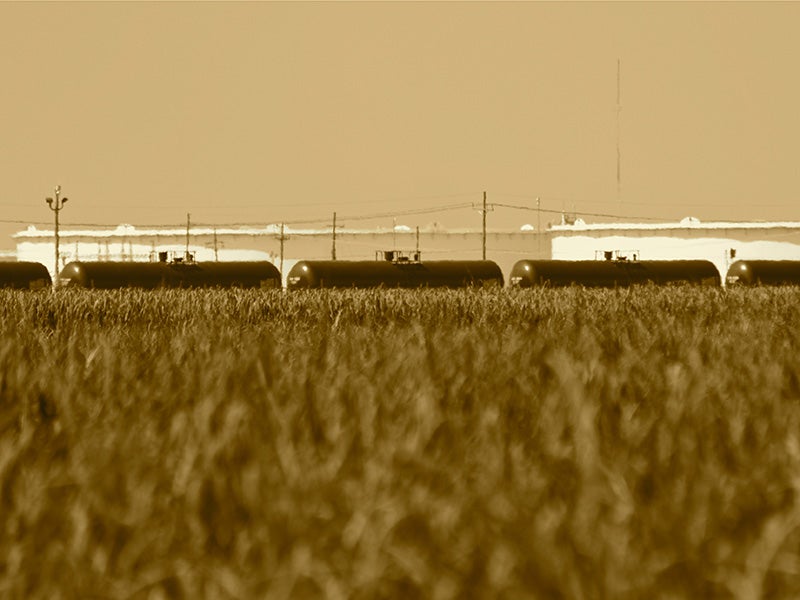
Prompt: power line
<box><xmin>491</xmin><ymin>202</ymin><xmax>674</xmax><ymax>223</ymax></box>
<box><xmin>8</xmin><ymin>192</ymin><xmax>796</xmax><ymax>233</ymax></box>
<box><xmin>338</xmin><ymin>202</ymin><xmax>474</xmax><ymax>223</ymax></box>
<box><xmin>0</xmin><ymin>219</ymin><xmax>53</xmax><ymax>226</ymax></box>
<box><xmin>0</xmin><ymin>192</ymin><xmax>482</xmax><ymax>212</ymax></box>
<box><xmin>5</xmin><ymin>201</ymin><xmax>475</xmax><ymax>231</ymax></box>
<box><xmin>492</xmin><ymin>191</ymin><xmax>800</xmax><ymax>211</ymax></box>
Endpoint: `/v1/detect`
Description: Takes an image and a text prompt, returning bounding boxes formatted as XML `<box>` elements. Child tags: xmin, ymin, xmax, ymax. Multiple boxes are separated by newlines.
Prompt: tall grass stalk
<box><xmin>0</xmin><ymin>287</ymin><xmax>799</xmax><ymax>598</ymax></box>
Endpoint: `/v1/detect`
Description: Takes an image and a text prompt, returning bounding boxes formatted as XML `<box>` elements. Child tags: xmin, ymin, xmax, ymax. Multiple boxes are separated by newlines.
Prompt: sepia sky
<box><xmin>1</xmin><ymin>1</ymin><xmax>800</xmax><ymax>249</ymax></box>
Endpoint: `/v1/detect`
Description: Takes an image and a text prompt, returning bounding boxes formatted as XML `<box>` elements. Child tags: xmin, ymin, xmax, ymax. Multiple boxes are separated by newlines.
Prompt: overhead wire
<box><xmin>21</xmin><ymin>201</ymin><xmax>478</xmax><ymax>230</ymax></box>
<box><xmin>490</xmin><ymin>202</ymin><xmax>674</xmax><ymax>223</ymax></box>
<box><xmin>6</xmin><ymin>192</ymin><xmax>799</xmax><ymax>231</ymax></box>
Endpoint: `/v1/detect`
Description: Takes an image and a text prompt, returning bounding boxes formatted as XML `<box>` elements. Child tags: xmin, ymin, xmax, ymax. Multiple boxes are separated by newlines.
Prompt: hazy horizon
<box><xmin>2</xmin><ymin>2</ymin><xmax>800</xmax><ymax>250</ymax></box>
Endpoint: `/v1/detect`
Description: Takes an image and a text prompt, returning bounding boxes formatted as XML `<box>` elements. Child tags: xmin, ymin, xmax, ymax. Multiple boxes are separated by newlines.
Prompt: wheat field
<box><xmin>1</xmin><ymin>286</ymin><xmax>799</xmax><ymax>599</ymax></box>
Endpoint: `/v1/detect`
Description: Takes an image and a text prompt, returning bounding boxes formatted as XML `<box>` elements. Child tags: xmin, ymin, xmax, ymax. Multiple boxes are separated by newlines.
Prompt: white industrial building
<box><xmin>11</xmin><ymin>218</ymin><xmax>800</xmax><ymax>286</ymax></box>
<box><xmin>549</xmin><ymin>219</ymin><xmax>800</xmax><ymax>282</ymax></box>
<box><xmin>12</xmin><ymin>223</ymin><xmax>548</xmax><ymax>287</ymax></box>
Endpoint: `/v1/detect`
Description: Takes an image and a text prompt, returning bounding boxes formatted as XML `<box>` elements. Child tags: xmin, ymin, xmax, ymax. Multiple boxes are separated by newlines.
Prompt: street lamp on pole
<box><xmin>46</xmin><ymin>185</ymin><xmax>68</xmax><ymax>285</ymax></box>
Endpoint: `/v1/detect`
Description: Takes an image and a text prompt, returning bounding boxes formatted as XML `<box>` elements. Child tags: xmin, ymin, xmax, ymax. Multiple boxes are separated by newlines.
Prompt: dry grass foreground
<box><xmin>1</xmin><ymin>287</ymin><xmax>799</xmax><ymax>599</ymax></box>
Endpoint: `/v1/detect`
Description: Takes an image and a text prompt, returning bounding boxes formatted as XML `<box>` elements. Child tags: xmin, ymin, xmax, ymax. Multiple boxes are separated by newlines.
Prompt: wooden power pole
<box><xmin>185</xmin><ymin>213</ymin><xmax>191</xmax><ymax>261</ymax></box>
<box><xmin>482</xmin><ymin>191</ymin><xmax>487</xmax><ymax>260</ymax></box>
<box><xmin>331</xmin><ymin>211</ymin><xmax>337</xmax><ymax>260</ymax></box>
<box><xmin>279</xmin><ymin>222</ymin><xmax>285</xmax><ymax>277</ymax></box>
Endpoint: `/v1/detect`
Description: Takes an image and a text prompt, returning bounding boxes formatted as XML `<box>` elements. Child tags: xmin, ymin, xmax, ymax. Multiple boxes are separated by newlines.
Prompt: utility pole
<box><xmin>473</xmin><ymin>191</ymin><xmax>493</xmax><ymax>260</ymax></box>
<box><xmin>45</xmin><ymin>185</ymin><xmax>68</xmax><ymax>284</ymax></box>
<box><xmin>279</xmin><ymin>222</ymin><xmax>285</xmax><ymax>278</ymax></box>
<box><xmin>185</xmin><ymin>213</ymin><xmax>191</xmax><ymax>261</ymax></box>
<box><xmin>213</xmin><ymin>228</ymin><xmax>219</xmax><ymax>261</ymax></box>
<box><xmin>331</xmin><ymin>211</ymin><xmax>337</xmax><ymax>260</ymax></box>
<box><xmin>537</xmin><ymin>196</ymin><xmax>542</xmax><ymax>258</ymax></box>
<box><xmin>482</xmin><ymin>191</ymin><xmax>487</xmax><ymax>260</ymax></box>
<box><xmin>537</xmin><ymin>196</ymin><xmax>541</xmax><ymax>234</ymax></box>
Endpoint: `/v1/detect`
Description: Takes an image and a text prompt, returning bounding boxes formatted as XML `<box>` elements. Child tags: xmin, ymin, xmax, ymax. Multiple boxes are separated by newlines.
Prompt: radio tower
<box><xmin>617</xmin><ymin>58</ymin><xmax>622</xmax><ymax>204</ymax></box>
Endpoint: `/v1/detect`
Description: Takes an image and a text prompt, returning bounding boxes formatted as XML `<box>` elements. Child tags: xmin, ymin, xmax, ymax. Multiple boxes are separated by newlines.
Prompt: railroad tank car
<box><xmin>509</xmin><ymin>259</ymin><xmax>720</xmax><ymax>288</ymax></box>
<box><xmin>287</xmin><ymin>256</ymin><xmax>504</xmax><ymax>289</ymax></box>
<box><xmin>726</xmin><ymin>260</ymin><xmax>800</xmax><ymax>286</ymax></box>
<box><xmin>58</xmin><ymin>260</ymin><xmax>281</xmax><ymax>289</ymax></box>
<box><xmin>0</xmin><ymin>262</ymin><xmax>52</xmax><ymax>289</ymax></box>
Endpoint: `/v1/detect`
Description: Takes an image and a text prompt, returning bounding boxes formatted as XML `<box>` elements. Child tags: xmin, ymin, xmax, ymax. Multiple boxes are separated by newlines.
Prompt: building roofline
<box><xmin>549</xmin><ymin>220</ymin><xmax>800</xmax><ymax>232</ymax></box>
<box><xmin>13</xmin><ymin>220</ymin><xmax>800</xmax><ymax>240</ymax></box>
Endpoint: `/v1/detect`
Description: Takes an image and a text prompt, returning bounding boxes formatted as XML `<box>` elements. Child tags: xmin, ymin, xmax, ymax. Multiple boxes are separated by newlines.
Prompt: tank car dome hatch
<box><xmin>680</xmin><ymin>216</ymin><xmax>701</xmax><ymax>226</ymax></box>
<box><xmin>520</xmin><ymin>224</ymin><xmax>535</xmax><ymax>232</ymax></box>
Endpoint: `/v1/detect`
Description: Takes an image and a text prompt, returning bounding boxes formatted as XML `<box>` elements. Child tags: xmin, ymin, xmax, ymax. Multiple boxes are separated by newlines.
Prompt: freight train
<box><xmin>6</xmin><ymin>255</ymin><xmax>800</xmax><ymax>290</ymax></box>
<box><xmin>508</xmin><ymin>259</ymin><xmax>721</xmax><ymax>288</ymax></box>
<box><xmin>0</xmin><ymin>262</ymin><xmax>52</xmax><ymax>289</ymax></box>
<box><xmin>725</xmin><ymin>260</ymin><xmax>800</xmax><ymax>286</ymax></box>
<box><xmin>287</xmin><ymin>251</ymin><xmax>504</xmax><ymax>289</ymax></box>
<box><xmin>58</xmin><ymin>257</ymin><xmax>281</xmax><ymax>289</ymax></box>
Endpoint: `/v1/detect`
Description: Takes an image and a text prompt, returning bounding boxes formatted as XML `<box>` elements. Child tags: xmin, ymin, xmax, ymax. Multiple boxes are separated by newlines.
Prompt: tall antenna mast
<box><xmin>617</xmin><ymin>58</ymin><xmax>622</xmax><ymax>202</ymax></box>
